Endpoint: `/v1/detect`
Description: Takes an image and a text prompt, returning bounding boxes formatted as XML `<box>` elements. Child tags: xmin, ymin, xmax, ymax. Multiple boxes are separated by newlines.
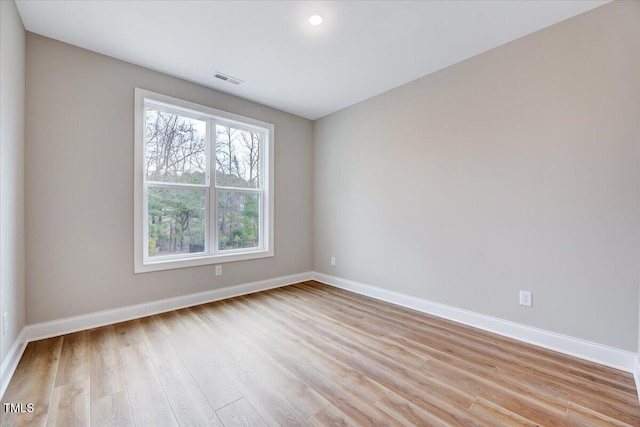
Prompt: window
<box><xmin>134</xmin><ymin>89</ymin><xmax>274</xmax><ymax>272</ymax></box>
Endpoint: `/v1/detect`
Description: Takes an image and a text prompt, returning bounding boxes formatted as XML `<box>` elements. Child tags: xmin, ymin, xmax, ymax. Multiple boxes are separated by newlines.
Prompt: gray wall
<box><xmin>314</xmin><ymin>0</ymin><xmax>640</xmax><ymax>351</ymax></box>
<box><xmin>25</xmin><ymin>34</ymin><xmax>313</xmax><ymax>324</ymax></box>
<box><xmin>0</xmin><ymin>0</ymin><xmax>26</xmax><ymax>368</ymax></box>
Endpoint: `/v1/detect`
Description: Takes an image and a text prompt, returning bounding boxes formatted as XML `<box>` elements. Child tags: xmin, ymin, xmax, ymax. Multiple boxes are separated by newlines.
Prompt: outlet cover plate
<box><xmin>519</xmin><ymin>291</ymin><xmax>532</xmax><ymax>307</ymax></box>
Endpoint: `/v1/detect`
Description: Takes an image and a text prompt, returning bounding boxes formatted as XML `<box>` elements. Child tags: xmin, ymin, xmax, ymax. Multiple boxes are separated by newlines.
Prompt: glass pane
<box><xmin>148</xmin><ymin>187</ymin><xmax>206</xmax><ymax>257</ymax></box>
<box><xmin>217</xmin><ymin>191</ymin><xmax>260</xmax><ymax>250</ymax></box>
<box><xmin>145</xmin><ymin>108</ymin><xmax>207</xmax><ymax>184</ymax></box>
<box><xmin>215</xmin><ymin>124</ymin><xmax>261</xmax><ymax>188</ymax></box>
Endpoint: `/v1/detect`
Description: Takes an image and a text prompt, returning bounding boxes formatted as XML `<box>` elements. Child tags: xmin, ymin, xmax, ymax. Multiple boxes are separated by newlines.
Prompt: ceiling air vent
<box><xmin>214</xmin><ymin>72</ymin><xmax>243</xmax><ymax>85</ymax></box>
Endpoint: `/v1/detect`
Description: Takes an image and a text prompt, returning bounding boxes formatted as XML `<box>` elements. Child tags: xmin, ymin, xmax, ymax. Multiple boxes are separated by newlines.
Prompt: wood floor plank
<box><xmin>299</xmin><ymin>348</ymin><xmax>483</xmax><ymax>426</ymax></box>
<box><xmin>89</xmin><ymin>325</ymin><xmax>127</xmax><ymax>401</ymax></box>
<box><xmin>195</xmin><ymin>300</ymin><xmax>346</xmax><ymax>418</ymax></box>
<box><xmin>157</xmin><ymin>309</ymin><xmax>203</xmax><ymax>335</ymax></box>
<box><xmin>284</xmin><ymin>332</ymin><xmax>390</xmax><ymax>403</ymax></box>
<box><xmin>155</xmin><ymin>358</ymin><xmax>224</xmax><ymax>426</ymax></box>
<box><xmin>139</xmin><ymin>315</ymin><xmax>182</xmax><ymax>368</ymax></box>
<box><xmin>468</xmin><ymin>397</ymin><xmax>540</xmax><ymax>426</ymax></box>
<box><xmin>222</xmin><ymin>362</ymin><xmax>312</xmax><ymax>426</ymax></box>
<box><xmin>216</xmin><ymin>398</ymin><xmax>268</xmax><ymax>427</ymax></box>
<box><xmin>230</xmin><ymin>341</ymin><xmax>331</xmax><ymax>419</ymax></box>
<box><xmin>208</xmin><ymin>300</ymin><xmax>332</xmax><ymax>418</ymax></box>
<box><xmin>1</xmin><ymin>341</ymin><xmax>38</xmax><ymax>404</ymax></box>
<box><xmin>89</xmin><ymin>325</ymin><xmax>134</xmax><ymax>427</ymax></box>
<box><xmin>3</xmin><ymin>281</ymin><xmax>639</xmax><ymax>426</ymax></box>
<box><xmin>53</xmin><ymin>331</ymin><xmax>90</xmax><ymax>387</ymax></box>
<box><xmin>309</xmin><ymin>404</ymin><xmax>359</xmax><ymax>427</ymax></box>
<box><xmin>157</xmin><ymin>311</ymin><xmax>188</xmax><ymax>335</ymax></box>
<box><xmin>179</xmin><ymin>305</ymin><xmax>242</xmax><ymax>368</ymax></box>
<box><xmin>567</xmin><ymin>401</ymin><xmax>636</xmax><ymax>427</ymax></box>
<box><xmin>283</xmin><ymin>301</ymin><xmax>429</xmax><ymax>370</ymax></box>
<box><xmin>46</xmin><ymin>379</ymin><xmax>89</xmax><ymax>427</ymax></box>
<box><xmin>1</xmin><ymin>337</ymin><xmax>63</xmax><ymax>427</ymax></box>
<box><xmin>230</xmin><ymin>296</ymin><xmax>391</xmax><ymax>403</ymax></box>
<box><xmin>375</xmin><ymin>390</ymin><xmax>451</xmax><ymax>427</ymax></box>
<box><xmin>113</xmin><ymin>319</ymin><xmax>146</xmax><ymax>349</ymax></box>
<box><xmin>168</xmin><ymin>329</ymin><xmax>243</xmax><ymax>410</ymax></box>
<box><xmin>421</xmin><ymin>358</ymin><xmax>572</xmax><ymax>424</ymax></box>
<box><xmin>278</xmin><ymin>355</ymin><xmax>405</xmax><ymax>427</ymax></box>
<box><xmin>118</xmin><ymin>343</ymin><xmax>178</xmax><ymax>426</ymax></box>
<box><xmin>219</xmin><ymin>298</ymin><xmax>404</xmax><ymax>425</ymax></box>
<box><xmin>495</xmin><ymin>363</ymin><xmax>640</xmax><ymax>424</ymax></box>
<box><xmin>90</xmin><ymin>390</ymin><xmax>134</xmax><ymax>427</ymax></box>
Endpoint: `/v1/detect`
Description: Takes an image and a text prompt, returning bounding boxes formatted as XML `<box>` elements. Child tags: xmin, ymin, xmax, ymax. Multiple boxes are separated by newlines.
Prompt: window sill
<box><xmin>134</xmin><ymin>249</ymin><xmax>273</xmax><ymax>273</ymax></box>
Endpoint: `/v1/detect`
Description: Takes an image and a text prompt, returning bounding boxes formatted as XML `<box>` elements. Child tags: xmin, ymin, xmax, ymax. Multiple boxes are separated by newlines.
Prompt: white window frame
<box><xmin>134</xmin><ymin>88</ymin><xmax>274</xmax><ymax>273</ymax></box>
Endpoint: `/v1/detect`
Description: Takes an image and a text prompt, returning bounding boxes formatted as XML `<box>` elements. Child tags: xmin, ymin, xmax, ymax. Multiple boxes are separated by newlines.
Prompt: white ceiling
<box><xmin>16</xmin><ymin>0</ymin><xmax>609</xmax><ymax>120</ymax></box>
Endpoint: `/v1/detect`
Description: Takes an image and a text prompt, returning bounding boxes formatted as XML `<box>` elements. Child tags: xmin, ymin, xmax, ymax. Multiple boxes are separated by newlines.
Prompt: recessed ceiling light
<box><xmin>309</xmin><ymin>15</ymin><xmax>323</xmax><ymax>26</ymax></box>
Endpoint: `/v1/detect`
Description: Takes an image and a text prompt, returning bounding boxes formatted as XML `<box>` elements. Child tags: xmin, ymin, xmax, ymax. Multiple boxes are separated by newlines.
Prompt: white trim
<box><xmin>0</xmin><ymin>328</ymin><xmax>27</xmax><ymax>399</ymax></box>
<box><xmin>311</xmin><ymin>271</ymin><xmax>637</xmax><ymax>374</ymax></box>
<box><xmin>138</xmin><ymin>249</ymin><xmax>274</xmax><ymax>273</ymax></box>
<box><xmin>634</xmin><ymin>356</ymin><xmax>640</xmax><ymax>404</ymax></box>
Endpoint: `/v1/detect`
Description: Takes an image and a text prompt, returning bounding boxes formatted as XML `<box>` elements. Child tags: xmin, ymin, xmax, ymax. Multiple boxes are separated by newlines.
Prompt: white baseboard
<box><xmin>311</xmin><ymin>271</ymin><xmax>637</xmax><ymax>374</ymax></box>
<box><xmin>0</xmin><ymin>328</ymin><xmax>28</xmax><ymax>400</ymax></box>
<box><xmin>1</xmin><ymin>271</ymin><xmax>312</xmax><ymax>398</ymax></box>
<box><xmin>634</xmin><ymin>356</ymin><xmax>640</xmax><ymax>404</ymax></box>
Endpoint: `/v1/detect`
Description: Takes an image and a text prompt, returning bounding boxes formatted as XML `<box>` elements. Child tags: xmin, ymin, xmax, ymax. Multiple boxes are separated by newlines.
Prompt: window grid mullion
<box><xmin>145</xmin><ymin>181</ymin><xmax>207</xmax><ymax>189</ymax></box>
<box><xmin>214</xmin><ymin>186</ymin><xmax>262</xmax><ymax>194</ymax></box>
<box><xmin>209</xmin><ymin>119</ymin><xmax>218</xmax><ymax>255</ymax></box>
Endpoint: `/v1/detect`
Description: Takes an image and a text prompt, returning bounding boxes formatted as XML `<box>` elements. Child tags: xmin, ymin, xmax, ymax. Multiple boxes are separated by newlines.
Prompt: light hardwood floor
<box><xmin>2</xmin><ymin>281</ymin><xmax>639</xmax><ymax>426</ymax></box>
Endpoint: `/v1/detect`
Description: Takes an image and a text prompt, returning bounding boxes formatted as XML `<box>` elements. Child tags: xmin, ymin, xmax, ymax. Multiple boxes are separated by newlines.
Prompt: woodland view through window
<box><xmin>134</xmin><ymin>89</ymin><xmax>274</xmax><ymax>272</ymax></box>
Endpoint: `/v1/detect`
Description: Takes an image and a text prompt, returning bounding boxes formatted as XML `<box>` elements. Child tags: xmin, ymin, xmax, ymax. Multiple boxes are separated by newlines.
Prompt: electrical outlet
<box><xmin>519</xmin><ymin>291</ymin><xmax>532</xmax><ymax>307</ymax></box>
<box><xmin>2</xmin><ymin>312</ymin><xmax>7</xmax><ymax>335</ymax></box>
<box><xmin>215</xmin><ymin>265</ymin><xmax>222</xmax><ymax>276</ymax></box>
<box><xmin>330</xmin><ymin>256</ymin><xmax>336</xmax><ymax>266</ymax></box>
